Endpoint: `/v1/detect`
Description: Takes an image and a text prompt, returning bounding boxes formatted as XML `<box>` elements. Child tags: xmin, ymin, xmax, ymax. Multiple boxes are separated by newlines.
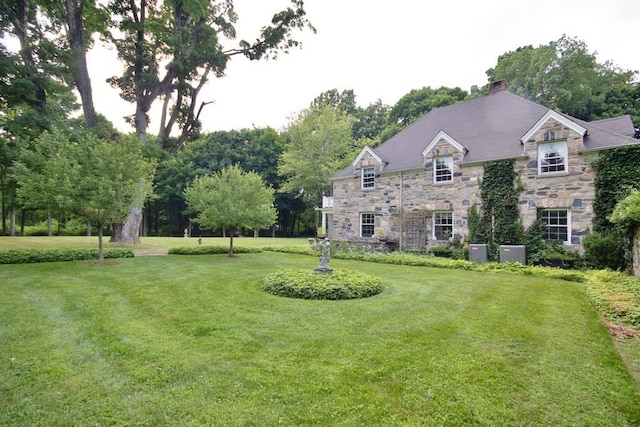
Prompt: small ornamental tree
<box><xmin>609</xmin><ymin>190</ymin><xmax>640</xmax><ymax>277</ymax></box>
<box><xmin>15</xmin><ymin>131</ymin><xmax>156</xmax><ymax>261</ymax></box>
<box><xmin>184</xmin><ymin>165</ymin><xmax>277</xmax><ymax>256</ymax></box>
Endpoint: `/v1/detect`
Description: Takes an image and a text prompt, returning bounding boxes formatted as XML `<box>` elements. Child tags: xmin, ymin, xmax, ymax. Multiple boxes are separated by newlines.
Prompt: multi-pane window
<box><xmin>540</xmin><ymin>209</ymin><xmax>569</xmax><ymax>243</ymax></box>
<box><xmin>362</xmin><ymin>167</ymin><xmax>375</xmax><ymax>189</ymax></box>
<box><xmin>538</xmin><ymin>142</ymin><xmax>567</xmax><ymax>174</ymax></box>
<box><xmin>434</xmin><ymin>157</ymin><xmax>453</xmax><ymax>183</ymax></box>
<box><xmin>361</xmin><ymin>213</ymin><xmax>375</xmax><ymax>237</ymax></box>
<box><xmin>433</xmin><ymin>212</ymin><xmax>453</xmax><ymax>240</ymax></box>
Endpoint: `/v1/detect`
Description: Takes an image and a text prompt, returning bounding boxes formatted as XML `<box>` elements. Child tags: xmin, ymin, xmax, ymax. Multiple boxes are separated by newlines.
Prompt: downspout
<box><xmin>399</xmin><ymin>171</ymin><xmax>404</xmax><ymax>251</ymax></box>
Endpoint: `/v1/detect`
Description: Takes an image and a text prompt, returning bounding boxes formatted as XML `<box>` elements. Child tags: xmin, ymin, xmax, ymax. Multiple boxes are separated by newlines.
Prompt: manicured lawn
<box><xmin>0</xmin><ymin>235</ymin><xmax>310</xmax><ymax>252</ymax></box>
<box><xmin>2</xmin><ymin>252</ymin><xmax>640</xmax><ymax>425</ymax></box>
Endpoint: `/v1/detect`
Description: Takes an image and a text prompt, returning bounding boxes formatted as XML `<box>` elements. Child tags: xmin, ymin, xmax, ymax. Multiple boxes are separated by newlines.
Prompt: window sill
<box><xmin>537</xmin><ymin>171</ymin><xmax>569</xmax><ymax>178</ymax></box>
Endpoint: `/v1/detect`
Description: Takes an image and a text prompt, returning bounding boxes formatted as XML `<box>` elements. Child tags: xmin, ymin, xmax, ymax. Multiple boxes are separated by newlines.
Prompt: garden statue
<box><xmin>309</xmin><ymin>237</ymin><xmax>333</xmax><ymax>274</ymax></box>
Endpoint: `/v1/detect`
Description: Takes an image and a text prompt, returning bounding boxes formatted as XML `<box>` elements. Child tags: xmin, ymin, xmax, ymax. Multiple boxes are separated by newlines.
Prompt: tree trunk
<box><xmin>634</xmin><ymin>225</ymin><xmax>640</xmax><ymax>278</ymax></box>
<box><xmin>9</xmin><ymin>209</ymin><xmax>16</xmax><ymax>236</ymax></box>
<box><xmin>65</xmin><ymin>0</ymin><xmax>97</xmax><ymax>127</ymax></box>
<box><xmin>47</xmin><ymin>212</ymin><xmax>52</xmax><ymax>236</ymax></box>
<box><xmin>110</xmin><ymin>206</ymin><xmax>142</xmax><ymax>244</ymax></box>
<box><xmin>98</xmin><ymin>223</ymin><xmax>104</xmax><ymax>262</ymax></box>
<box><xmin>228</xmin><ymin>228</ymin><xmax>235</xmax><ymax>257</ymax></box>
<box><xmin>20</xmin><ymin>210</ymin><xmax>26</xmax><ymax>236</ymax></box>
<box><xmin>86</xmin><ymin>221</ymin><xmax>91</xmax><ymax>236</ymax></box>
<box><xmin>1</xmin><ymin>196</ymin><xmax>5</xmax><ymax>235</ymax></box>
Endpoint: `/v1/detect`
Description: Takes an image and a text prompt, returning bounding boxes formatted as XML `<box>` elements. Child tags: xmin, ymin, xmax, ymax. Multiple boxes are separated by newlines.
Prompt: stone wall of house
<box><xmin>518</xmin><ymin>118</ymin><xmax>596</xmax><ymax>249</ymax></box>
<box><xmin>332</xmin><ymin>118</ymin><xmax>597</xmax><ymax>250</ymax></box>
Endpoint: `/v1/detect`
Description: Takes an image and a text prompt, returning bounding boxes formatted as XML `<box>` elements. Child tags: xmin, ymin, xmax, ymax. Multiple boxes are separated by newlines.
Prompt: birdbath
<box><xmin>309</xmin><ymin>237</ymin><xmax>333</xmax><ymax>274</ymax></box>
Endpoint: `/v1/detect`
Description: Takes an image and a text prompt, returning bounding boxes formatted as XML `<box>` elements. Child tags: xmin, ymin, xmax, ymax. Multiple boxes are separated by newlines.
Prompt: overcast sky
<box><xmin>86</xmin><ymin>0</ymin><xmax>640</xmax><ymax>134</ymax></box>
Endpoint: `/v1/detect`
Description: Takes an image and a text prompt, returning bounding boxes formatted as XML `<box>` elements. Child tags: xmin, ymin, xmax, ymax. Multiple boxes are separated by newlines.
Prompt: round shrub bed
<box><xmin>262</xmin><ymin>269</ymin><xmax>383</xmax><ymax>300</ymax></box>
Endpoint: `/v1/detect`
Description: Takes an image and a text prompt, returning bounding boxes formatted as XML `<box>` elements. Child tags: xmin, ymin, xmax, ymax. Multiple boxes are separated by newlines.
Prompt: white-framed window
<box><xmin>538</xmin><ymin>141</ymin><xmax>567</xmax><ymax>174</ymax></box>
<box><xmin>540</xmin><ymin>209</ymin><xmax>570</xmax><ymax>243</ymax></box>
<box><xmin>361</xmin><ymin>167</ymin><xmax>375</xmax><ymax>189</ymax></box>
<box><xmin>360</xmin><ymin>213</ymin><xmax>375</xmax><ymax>237</ymax></box>
<box><xmin>434</xmin><ymin>157</ymin><xmax>453</xmax><ymax>183</ymax></box>
<box><xmin>433</xmin><ymin>211</ymin><xmax>453</xmax><ymax>240</ymax></box>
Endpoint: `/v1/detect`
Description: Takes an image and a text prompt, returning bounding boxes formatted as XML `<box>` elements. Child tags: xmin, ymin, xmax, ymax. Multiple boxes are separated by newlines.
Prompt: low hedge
<box><xmin>262</xmin><ymin>268</ymin><xmax>383</xmax><ymax>300</ymax></box>
<box><xmin>264</xmin><ymin>247</ymin><xmax>586</xmax><ymax>283</ymax></box>
<box><xmin>168</xmin><ymin>246</ymin><xmax>263</xmax><ymax>255</ymax></box>
<box><xmin>0</xmin><ymin>248</ymin><xmax>134</xmax><ymax>264</ymax></box>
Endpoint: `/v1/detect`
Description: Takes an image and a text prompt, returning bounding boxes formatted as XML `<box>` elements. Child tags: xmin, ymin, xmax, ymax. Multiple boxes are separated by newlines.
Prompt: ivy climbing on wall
<box><xmin>469</xmin><ymin>159</ymin><xmax>524</xmax><ymax>260</ymax></box>
<box><xmin>593</xmin><ymin>145</ymin><xmax>640</xmax><ymax>232</ymax></box>
<box><xmin>588</xmin><ymin>144</ymin><xmax>640</xmax><ymax>270</ymax></box>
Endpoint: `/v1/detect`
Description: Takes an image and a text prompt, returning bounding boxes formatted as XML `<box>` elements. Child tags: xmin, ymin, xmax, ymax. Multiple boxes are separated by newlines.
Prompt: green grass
<box><xmin>0</xmin><ymin>235</ymin><xmax>310</xmax><ymax>253</ymax></box>
<box><xmin>2</xmin><ymin>252</ymin><xmax>640</xmax><ymax>425</ymax></box>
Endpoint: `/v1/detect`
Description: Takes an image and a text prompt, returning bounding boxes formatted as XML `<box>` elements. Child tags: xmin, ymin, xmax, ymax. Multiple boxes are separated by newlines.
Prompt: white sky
<box><xmin>86</xmin><ymin>0</ymin><xmax>640</xmax><ymax>134</ymax></box>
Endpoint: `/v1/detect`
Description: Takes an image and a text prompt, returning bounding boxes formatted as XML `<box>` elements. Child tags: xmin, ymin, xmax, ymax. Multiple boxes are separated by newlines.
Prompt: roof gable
<box><xmin>352</xmin><ymin>145</ymin><xmax>386</xmax><ymax>169</ymax></box>
<box><xmin>421</xmin><ymin>130</ymin><xmax>467</xmax><ymax>158</ymax></box>
<box><xmin>520</xmin><ymin>110</ymin><xmax>587</xmax><ymax>143</ymax></box>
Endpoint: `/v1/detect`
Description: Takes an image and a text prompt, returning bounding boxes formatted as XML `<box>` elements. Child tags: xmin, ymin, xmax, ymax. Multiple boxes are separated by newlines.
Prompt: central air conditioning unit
<box><xmin>499</xmin><ymin>245</ymin><xmax>526</xmax><ymax>264</ymax></box>
<box><xmin>468</xmin><ymin>244</ymin><xmax>488</xmax><ymax>263</ymax></box>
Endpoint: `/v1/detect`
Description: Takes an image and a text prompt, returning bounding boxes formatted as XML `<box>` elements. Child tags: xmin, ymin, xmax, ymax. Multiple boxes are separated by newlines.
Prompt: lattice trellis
<box><xmin>402</xmin><ymin>210</ymin><xmax>429</xmax><ymax>253</ymax></box>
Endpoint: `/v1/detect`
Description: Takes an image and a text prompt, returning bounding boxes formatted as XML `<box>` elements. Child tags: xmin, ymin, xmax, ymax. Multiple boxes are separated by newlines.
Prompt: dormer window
<box><xmin>538</xmin><ymin>142</ymin><xmax>567</xmax><ymax>174</ymax></box>
<box><xmin>434</xmin><ymin>157</ymin><xmax>453</xmax><ymax>183</ymax></box>
<box><xmin>362</xmin><ymin>167</ymin><xmax>375</xmax><ymax>189</ymax></box>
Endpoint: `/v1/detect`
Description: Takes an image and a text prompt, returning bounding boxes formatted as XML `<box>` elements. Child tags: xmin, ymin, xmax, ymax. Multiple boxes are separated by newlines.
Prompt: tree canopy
<box><xmin>14</xmin><ymin>130</ymin><xmax>155</xmax><ymax>259</ymax></box>
<box><xmin>487</xmin><ymin>35</ymin><xmax>639</xmax><ymax>122</ymax></box>
<box><xmin>278</xmin><ymin>105</ymin><xmax>355</xmax><ymax>207</ymax></box>
<box><xmin>184</xmin><ymin>164</ymin><xmax>276</xmax><ymax>256</ymax></box>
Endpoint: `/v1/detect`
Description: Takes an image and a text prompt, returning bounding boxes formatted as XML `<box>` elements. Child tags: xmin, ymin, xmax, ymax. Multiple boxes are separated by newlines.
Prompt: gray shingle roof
<box><xmin>334</xmin><ymin>91</ymin><xmax>638</xmax><ymax>179</ymax></box>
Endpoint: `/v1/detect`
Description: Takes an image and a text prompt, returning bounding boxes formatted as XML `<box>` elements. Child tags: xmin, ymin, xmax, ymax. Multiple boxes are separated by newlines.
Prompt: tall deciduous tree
<box><xmin>36</xmin><ymin>0</ymin><xmax>109</xmax><ymax>128</ymax></box>
<box><xmin>108</xmin><ymin>0</ymin><xmax>314</xmax><ymax>148</ymax></box>
<box><xmin>0</xmin><ymin>1</ymin><xmax>78</xmax><ymax>234</ymax></box>
<box><xmin>278</xmin><ymin>105</ymin><xmax>355</xmax><ymax>209</ymax></box>
<box><xmin>106</xmin><ymin>0</ymin><xmax>313</xmax><ymax>243</ymax></box>
<box><xmin>388</xmin><ymin>86</ymin><xmax>467</xmax><ymax>127</ymax></box>
<box><xmin>487</xmin><ymin>35</ymin><xmax>639</xmax><ymax>122</ymax></box>
<box><xmin>184</xmin><ymin>164</ymin><xmax>276</xmax><ymax>256</ymax></box>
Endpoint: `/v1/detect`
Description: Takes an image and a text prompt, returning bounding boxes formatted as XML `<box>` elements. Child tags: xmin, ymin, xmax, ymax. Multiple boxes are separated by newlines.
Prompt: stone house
<box><xmin>325</xmin><ymin>82</ymin><xmax>639</xmax><ymax>252</ymax></box>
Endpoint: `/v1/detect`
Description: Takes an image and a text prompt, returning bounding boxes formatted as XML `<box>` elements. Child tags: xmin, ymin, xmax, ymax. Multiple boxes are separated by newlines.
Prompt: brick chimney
<box><xmin>489</xmin><ymin>79</ymin><xmax>508</xmax><ymax>94</ymax></box>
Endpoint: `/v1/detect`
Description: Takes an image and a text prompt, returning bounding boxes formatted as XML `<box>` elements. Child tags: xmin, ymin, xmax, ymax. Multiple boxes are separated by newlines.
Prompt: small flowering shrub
<box><xmin>262</xmin><ymin>269</ymin><xmax>383</xmax><ymax>300</ymax></box>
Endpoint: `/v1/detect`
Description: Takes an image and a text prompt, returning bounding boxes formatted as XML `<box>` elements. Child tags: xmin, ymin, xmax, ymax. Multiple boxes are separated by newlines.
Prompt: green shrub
<box><xmin>262</xmin><ymin>269</ymin><xmax>383</xmax><ymax>300</ymax></box>
<box><xmin>451</xmin><ymin>247</ymin><xmax>469</xmax><ymax>260</ymax></box>
<box><xmin>263</xmin><ymin>246</ymin><xmax>316</xmax><ymax>256</ymax></box>
<box><xmin>0</xmin><ymin>248</ymin><xmax>134</xmax><ymax>264</ymax></box>
<box><xmin>59</xmin><ymin>218</ymin><xmax>94</xmax><ymax>236</ymax></box>
<box><xmin>23</xmin><ymin>220</ymin><xmax>57</xmax><ymax>236</ymax></box>
<box><xmin>585</xmin><ymin>270</ymin><xmax>640</xmax><ymax>328</ymax></box>
<box><xmin>583</xmin><ymin>230</ymin><xmax>628</xmax><ymax>270</ymax></box>
<box><xmin>168</xmin><ymin>246</ymin><xmax>262</xmax><ymax>255</ymax></box>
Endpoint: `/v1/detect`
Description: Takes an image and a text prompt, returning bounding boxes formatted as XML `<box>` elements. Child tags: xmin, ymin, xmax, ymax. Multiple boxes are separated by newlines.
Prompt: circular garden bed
<box><xmin>262</xmin><ymin>268</ymin><xmax>383</xmax><ymax>300</ymax></box>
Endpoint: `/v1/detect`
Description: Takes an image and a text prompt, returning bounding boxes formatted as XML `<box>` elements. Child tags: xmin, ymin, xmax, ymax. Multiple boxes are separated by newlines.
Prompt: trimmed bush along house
<box><xmin>325</xmin><ymin>81</ymin><xmax>640</xmax><ymax>253</ymax></box>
